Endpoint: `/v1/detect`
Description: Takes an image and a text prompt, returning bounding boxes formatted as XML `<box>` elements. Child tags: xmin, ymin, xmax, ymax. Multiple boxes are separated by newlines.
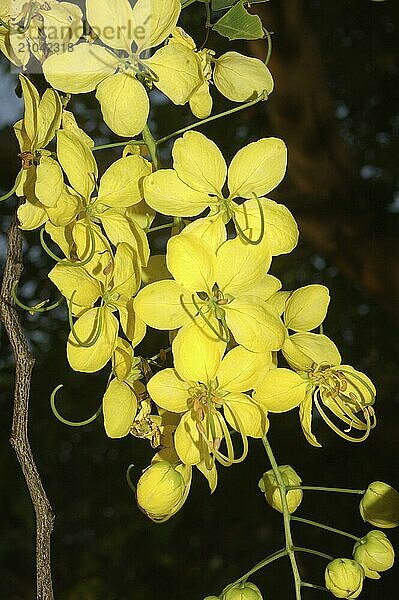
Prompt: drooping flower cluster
<box><xmin>4</xmin><ymin>1</ymin><xmax>380</xmax><ymax>532</ymax></box>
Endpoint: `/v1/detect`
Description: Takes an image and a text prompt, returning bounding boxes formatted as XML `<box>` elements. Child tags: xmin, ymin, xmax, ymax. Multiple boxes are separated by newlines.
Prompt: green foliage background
<box><xmin>0</xmin><ymin>1</ymin><xmax>398</xmax><ymax>598</ymax></box>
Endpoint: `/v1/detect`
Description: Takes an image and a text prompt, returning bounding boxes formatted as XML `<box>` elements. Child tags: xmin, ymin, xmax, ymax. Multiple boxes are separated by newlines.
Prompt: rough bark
<box><xmin>0</xmin><ymin>211</ymin><xmax>55</xmax><ymax>600</ymax></box>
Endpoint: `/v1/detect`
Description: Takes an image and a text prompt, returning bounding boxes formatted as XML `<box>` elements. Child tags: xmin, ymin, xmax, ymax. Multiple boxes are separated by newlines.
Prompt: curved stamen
<box><xmin>68</xmin><ymin>293</ymin><xmax>104</xmax><ymax>348</ymax></box>
<box><xmin>126</xmin><ymin>464</ymin><xmax>137</xmax><ymax>493</ymax></box>
<box><xmin>191</xmin><ymin>294</ymin><xmax>230</xmax><ymax>343</ymax></box>
<box><xmin>337</xmin><ymin>368</ymin><xmax>376</xmax><ymax>404</ymax></box>
<box><xmin>50</xmin><ymin>384</ymin><xmax>102</xmax><ymax>426</ymax></box>
<box><xmin>12</xmin><ymin>282</ymin><xmax>64</xmax><ymax>313</ymax></box>
<box><xmin>314</xmin><ymin>393</ymin><xmax>371</xmax><ymax>443</ymax></box>
<box><xmin>222</xmin><ymin>404</ymin><xmax>249</xmax><ymax>464</ymax></box>
<box><xmin>0</xmin><ymin>169</ymin><xmax>23</xmax><ymax>202</ymax></box>
<box><xmin>232</xmin><ymin>194</ymin><xmax>265</xmax><ymax>245</ymax></box>
<box><xmin>40</xmin><ymin>226</ymin><xmax>97</xmax><ymax>267</ymax></box>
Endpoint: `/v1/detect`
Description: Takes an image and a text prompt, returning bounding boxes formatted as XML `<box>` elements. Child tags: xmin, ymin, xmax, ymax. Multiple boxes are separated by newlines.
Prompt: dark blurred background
<box><xmin>1</xmin><ymin>1</ymin><xmax>398</xmax><ymax>598</ymax></box>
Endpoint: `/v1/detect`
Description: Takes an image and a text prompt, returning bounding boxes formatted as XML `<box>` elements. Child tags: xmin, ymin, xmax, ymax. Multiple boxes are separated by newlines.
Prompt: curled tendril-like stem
<box><xmin>126</xmin><ymin>464</ymin><xmax>137</xmax><ymax>493</ymax></box>
<box><xmin>232</xmin><ymin>194</ymin><xmax>265</xmax><ymax>245</ymax></box>
<box><xmin>12</xmin><ymin>282</ymin><xmax>64</xmax><ymax>314</ymax></box>
<box><xmin>68</xmin><ymin>293</ymin><xmax>104</xmax><ymax>348</ymax></box>
<box><xmin>0</xmin><ymin>169</ymin><xmax>23</xmax><ymax>202</ymax></box>
<box><xmin>263</xmin><ymin>27</ymin><xmax>273</xmax><ymax>66</ymax></box>
<box><xmin>191</xmin><ymin>294</ymin><xmax>230</xmax><ymax>343</ymax></box>
<box><xmin>50</xmin><ymin>384</ymin><xmax>102</xmax><ymax>427</ymax></box>
<box><xmin>40</xmin><ymin>226</ymin><xmax>97</xmax><ymax>267</ymax></box>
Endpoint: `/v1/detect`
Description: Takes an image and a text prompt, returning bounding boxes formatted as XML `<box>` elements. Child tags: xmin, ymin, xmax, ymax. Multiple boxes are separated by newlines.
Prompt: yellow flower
<box><xmin>0</xmin><ymin>0</ymin><xmax>83</xmax><ymax>69</ymax></box>
<box><xmin>144</xmin><ymin>130</ymin><xmax>298</xmax><ymax>251</ymax></box>
<box><xmin>167</xmin><ymin>27</ymin><xmax>274</xmax><ymax>119</ymax></box>
<box><xmin>49</xmin><ymin>242</ymin><xmax>146</xmax><ymax>373</ymax></box>
<box><xmin>254</xmin><ymin>364</ymin><xmax>376</xmax><ymax>447</ymax></box>
<box><xmin>147</xmin><ymin>344</ymin><xmax>269</xmax><ymax>467</ymax></box>
<box><xmin>45</xmin><ymin>128</ymin><xmax>152</xmax><ymax>265</ymax></box>
<box><xmin>134</xmin><ymin>232</ymin><xmax>285</xmax><ymax>354</ymax></box>
<box><xmin>42</xmin><ymin>0</ymin><xmax>202</xmax><ymax>136</ymax></box>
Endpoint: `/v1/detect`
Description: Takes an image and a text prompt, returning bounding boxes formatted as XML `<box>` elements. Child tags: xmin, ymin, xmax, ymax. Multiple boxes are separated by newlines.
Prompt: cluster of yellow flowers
<box><xmin>5</xmin><ymin>0</ymin><xmax>378</xmax><ymax>528</ymax></box>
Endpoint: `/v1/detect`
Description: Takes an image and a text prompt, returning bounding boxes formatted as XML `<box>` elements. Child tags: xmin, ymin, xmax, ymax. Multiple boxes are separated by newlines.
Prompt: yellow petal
<box><xmin>182</xmin><ymin>214</ymin><xmax>227</xmax><ymax>252</ymax></box>
<box><xmin>172</xmin><ymin>131</ymin><xmax>227</xmax><ymax>195</ymax></box>
<box><xmin>174</xmin><ymin>411</ymin><xmax>202</xmax><ymax>465</ymax></box>
<box><xmin>97</xmin><ymin>155</ymin><xmax>151</xmax><ymax>208</ymax></box>
<box><xmin>19</xmin><ymin>74</ymin><xmax>39</xmax><ymax>146</ymax></box>
<box><xmin>57</xmin><ymin>129</ymin><xmax>97</xmax><ymax>199</ymax></box>
<box><xmin>96</xmin><ymin>72</ymin><xmax>149</xmax><ymax>137</ymax></box>
<box><xmin>144</xmin><ymin>169</ymin><xmax>211</xmax><ymax>217</ymax></box>
<box><xmin>268</xmin><ymin>290</ymin><xmax>291</xmax><ymax>316</ymax></box>
<box><xmin>132</xmin><ymin>0</ymin><xmax>180</xmax><ymax>52</ymax></box>
<box><xmin>37</xmin><ymin>88</ymin><xmax>62</xmax><ymax>149</ymax></box>
<box><xmin>103</xmin><ymin>379</ymin><xmax>137</xmax><ymax>438</ymax></box>
<box><xmin>86</xmin><ymin>0</ymin><xmax>134</xmax><ymax>52</ymax></box>
<box><xmin>172</xmin><ymin>320</ymin><xmax>226</xmax><ymax>384</ymax></box>
<box><xmin>17</xmin><ymin>199</ymin><xmax>47</xmax><ymax>231</ymax></box>
<box><xmin>147</xmin><ymin>368</ymin><xmax>190</xmax><ymax>413</ymax></box>
<box><xmin>228</xmin><ymin>138</ymin><xmax>287</xmax><ymax>199</ymax></box>
<box><xmin>282</xmin><ymin>333</ymin><xmax>341</xmax><ymax>371</ymax></box>
<box><xmin>43</xmin><ymin>43</ymin><xmax>119</xmax><ymax>93</ymax></box>
<box><xmin>134</xmin><ymin>280</ymin><xmax>191</xmax><ymax>330</ymax></box>
<box><xmin>46</xmin><ymin>185</ymin><xmax>81</xmax><ymax>227</ymax></box>
<box><xmin>189</xmin><ymin>81</ymin><xmax>213</xmax><ymax>119</ymax></box>
<box><xmin>254</xmin><ymin>368</ymin><xmax>307</xmax><ymax>413</ymax></box>
<box><xmin>35</xmin><ymin>156</ymin><xmax>63</xmax><ymax>207</ymax></box>
<box><xmin>196</xmin><ymin>460</ymin><xmax>218</xmax><ymax>494</ymax></box>
<box><xmin>234</xmin><ymin>198</ymin><xmax>299</xmax><ymax>255</ymax></box>
<box><xmin>48</xmin><ymin>263</ymin><xmax>101</xmax><ymax>308</ymax></box>
<box><xmin>61</xmin><ymin>110</ymin><xmax>94</xmax><ymax>148</ymax></box>
<box><xmin>216</xmin><ymin>235</ymin><xmax>272</xmax><ymax>297</ymax></box>
<box><xmin>284</xmin><ymin>284</ymin><xmax>330</xmax><ymax>332</ymax></box>
<box><xmin>144</xmin><ymin>43</ymin><xmax>202</xmax><ymax>104</ymax></box>
<box><xmin>167</xmin><ymin>233</ymin><xmax>216</xmax><ymax>294</ymax></box>
<box><xmin>217</xmin><ymin>346</ymin><xmax>265</xmax><ymax>392</ymax></box>
<box><xmin>67</xmin><ymin>307</ymin><xmax>118</xmax><ymax>373</ymax></box>
<box><xmin>224</xmin><ymin>393</ymin><xmax>268</xmax><ymax>438</ymax></box>
<box><xmin>99</xmin><ymin>211</ymin><xmax>150</xmax><ymax>266</ymax></box>
<box><xmin>299</xmin><ymin>392</ymin><xmax>322</xmax><ymax>448</ymax></box>
<box><xmin>225</xmin><ymin>298</ymin><xmax>285</xmax><ymax>353</ymax></box>
<box><xmin>118</xmin><ymin>299</ymin><xmax>147</xmax><ymax>346</ymax></box>
<box><xmin>214</xmin><ymin>51</ymin><xmax>274</xmax><ymax>102</ymax></box>
<box><xmin>72</xmin><ymin>222</ymin><xmax>113</xmax><ymax>284</ymax></box>
<box><xmin>112</xmin><ymin>337</ymin><xmax>135</xmax><ymax>380</ymax></box>
<box><xmin>245</xmin><ymin>274</ymin><xmax>282</xmax><ymax>301</ymax></box>
<box><xmin>113</xmin><ymin>242</ymin><xmax>140</xmax><ymax>298</ymax></box>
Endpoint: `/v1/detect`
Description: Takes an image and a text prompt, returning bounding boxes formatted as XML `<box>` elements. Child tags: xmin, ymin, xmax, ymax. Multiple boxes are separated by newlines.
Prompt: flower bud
<box><xmin>258</xmin><ymin>465</ymin><xmax>303</xmax><ymax>514</ymax></box>
<box><xmin>222</xmin><ymin>582</ymin><xmax>263</xmax><ymax>600</ymax></box>
<box><xmin>360</xmin><ymin>481</ymin><xmax>399</xmax><ymax>528</ymax></box>
<box><xmin>353</xmin><ymin>530</ymin><xmax>395</xmax><ymax>579</ymax></box>
<box><xmin>136</xmin><ymin>461</ymin><xmax>187</xmax><ymax>522</ymax></box>
<box><xmin>325</xmin><ymin>559</ymin><xmax>364</xmax><ymax>598</ymax></box>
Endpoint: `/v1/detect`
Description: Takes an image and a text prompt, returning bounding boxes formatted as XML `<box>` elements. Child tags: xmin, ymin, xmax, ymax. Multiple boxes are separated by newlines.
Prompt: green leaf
<box><xmin>213</xmin><ymin>1</ymin><xmax>265</xmax><ymax>40</ymax></box>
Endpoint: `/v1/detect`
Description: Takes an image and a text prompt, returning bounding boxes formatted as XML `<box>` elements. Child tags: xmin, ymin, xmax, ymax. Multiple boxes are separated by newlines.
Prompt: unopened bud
<box><xmin>258</xmin><ymin>465</ymin><xmax>303</xmax><ymax>514</ymax></box>
<box><xmin>325</xmin><ymin>558</ymin><xmax>364</xmax><ymax>598</ymax></box>
<box><xmin>136</xmin><ymin>461</ymin><xmax>187</xmax><ymax>522</ymax></box>
<box><xmin>353</xmin><ymin>530</ymin><xmax>395</xmax><ymax>579</ymax></box>
<box><xmin>360</xmin><ymin>481</ymin><xmax>399</xmax><ymax>528</ymax></box>
<box><xmin>222</xmin><ymin>582</ymin><xmax>263</xmax><ymax>600</ymax></box>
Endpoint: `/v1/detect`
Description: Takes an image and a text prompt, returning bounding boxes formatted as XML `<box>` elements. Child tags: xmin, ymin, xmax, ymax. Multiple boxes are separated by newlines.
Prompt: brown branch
<box><xmin>0</xmin><ymin>210</ymin><xmax>55</xmax><ymax>599</ymax></box>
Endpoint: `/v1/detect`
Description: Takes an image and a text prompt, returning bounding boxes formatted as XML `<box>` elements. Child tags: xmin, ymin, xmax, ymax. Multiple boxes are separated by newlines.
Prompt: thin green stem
<box><xmin>142</xmin><ymin>123</ymin><xmax>161</xmax><ymax>169</ymax></box>
<box><xmin>262</xmin><ymin>436</ymin><xmax>302</xmax><ymax>600</ymax></box>
<box><xmin>221</xmin><ymin>548</ymin><xmax>287</xmax><ymax>595</ymax></box>
<box><xmin>291</xmin><ymin>516</ymin><xmax>361</xmax><ymax>542</ymax></box>
<box><xmin>301</xmin><ymin>582</ymin><xmax>329</xmax><ymax>593</ymax></box>
<box><xmin>0</xmin><ymin>170</ymin><xmax>23</xmax><ymax>202</ymax></box>
<box><xmin>156</xmin><ymin>92</ymin><xmax>268</xmax><ymax>146</ymax></box>
<box><xmin>92</xmin><ymin>139</ymin><xmax>146</xmax><ymax>152</ymax></box>
<box><xmin>293</xmin><ymin>547</ymin><xmax>334</xmax><ymax>562</ymax></box>
<box><xmin>12</xmin><ymin>282</ymin><xmax>64</xmax><ymax>314</ymax></box>
<box><xmin>146</xmin><ymin>218</ymin><xmax>182</xmax><ymax>234</ymax></box>
<box><xmin>286</xmin><ymin>485</ymin><xmax>365</xmax><ymax>495</ymax></box>
<box><xmin>263</xmin><ymin>28</ymin><xmax>273</xmax><ymax>66</ymax></box>
<box><xmin>232</xmin><ymin>193</ymin><xmax>265</xmax><ymax>245</ymax></box>
<box><xmin>50</xmin><ymin>384</ymin><xmax>102</xmax><ymax>427</ymax></box>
